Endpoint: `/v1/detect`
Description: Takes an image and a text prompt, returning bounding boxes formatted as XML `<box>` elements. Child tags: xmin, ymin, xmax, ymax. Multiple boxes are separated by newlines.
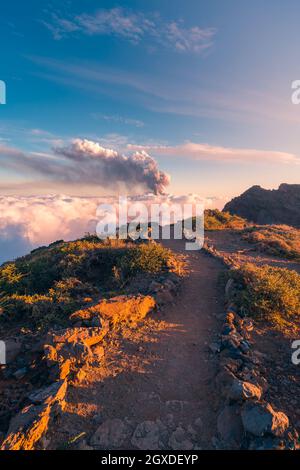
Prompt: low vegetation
<box><xmin>204</xmin><ymin>209</ymin><xmax>248</xmax><ymax>231</ymax></box>
<box><xmin>0</xmin><ymin>236</ymin><xmax>177</xmax><ymax>328</ymax></box>
<box><xmin>228</xmin><ymin>263</ymin><xmax>300</xmax><ymax>331</ymax></box>
<box><xmin>242</xmin><ymin>225</ymin><xmax>300</xmax><ymax>260</ymax></box>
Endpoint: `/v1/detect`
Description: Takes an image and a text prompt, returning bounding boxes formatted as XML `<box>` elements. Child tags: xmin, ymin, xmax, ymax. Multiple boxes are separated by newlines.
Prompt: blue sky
<box><xmin>1</xmin><ymin>0</ymin><xmax>300</xmax><ymax>201</ymax></box>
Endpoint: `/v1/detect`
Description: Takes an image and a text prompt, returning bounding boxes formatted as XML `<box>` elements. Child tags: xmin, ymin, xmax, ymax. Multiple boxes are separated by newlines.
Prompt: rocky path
<box><xmin>47</xmin><ymin>240</ymin><xmax>225</xmax><ymax>450</ymax></box>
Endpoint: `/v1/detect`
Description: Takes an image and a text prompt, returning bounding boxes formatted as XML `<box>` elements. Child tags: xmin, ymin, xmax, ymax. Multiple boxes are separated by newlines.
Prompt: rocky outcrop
<box><xmin>1</xmin><ymin>380</ymin><xmax>67</xmax><ymax>450</ymax></box>
<box><xmin>47</xmin><ymin>326</ymin><xmax>108</xmax><ymax>348</ymax></box>
<box><xmin>241</xmin><ymin>401</ymin><xmax>289</xmax><ymax>438</ymax></box>
<box><xmin>70</xmin><ymin>295</ymin><xmax>156</xmax><ymax>327</ymax></box>
<box><xmin>224</xmin><ymin>184</ymin><xmax>300</xmax><ymax>227</ymax></box>
<box><xmin>1</xmin><ymin>404</ymin><xmax>52</xmax><ymax>450</ymax></box>
<box><xmin>0</xmin><ymin>293</ymin><xmax>161</xmax><ymax>450</ymax></box>
<box><xmin>0</xmin><ymin>266</ymin><xmax>183</xmax><ymax>451</ymax></box>
<box><xmin>0</xmin><ymin>324</ymin><xmax>109</xmax><ymax>450</ymax></box>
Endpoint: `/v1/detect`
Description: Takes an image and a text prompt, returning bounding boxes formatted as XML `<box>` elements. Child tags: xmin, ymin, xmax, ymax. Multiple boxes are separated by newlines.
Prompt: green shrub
<box><xmin>117</xmin><ymin>242</ymin><xmax>172</xmax><ymax>279</ymax></box>
<box><xmin>204</xmin><ymin>209</ymin><xmax>247</xmax><ymax>231</ymax></box>
<box><xmin>0</xmin><ymin>278</ymin><xmax>97</xmax><ymax>327</ymax></box>
<box><xmin>229</xmin><ymin>263</ymin><xmax>300</xmax><ymax>329</ymax></box>
<box><xmin>0</xmin><ymin>263</ymin><xmax>24</xmax><ymax>294</ymax></box>
<box><xmin>0</xmin><ymin>294</ymin><xmax>53</xmax><ymax>322</ymax></box>
<box><xmin>0</xmin><ymin>236</ymin><xmax>176</xmax><ymax>327</ymax></box>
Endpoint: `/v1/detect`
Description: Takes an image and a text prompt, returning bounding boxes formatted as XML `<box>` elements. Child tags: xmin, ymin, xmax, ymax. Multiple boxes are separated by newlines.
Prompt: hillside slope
<box><xmin>224</xmin><ymin>184</ymin><xmax>300</xmax><ymax>227</ymax></box>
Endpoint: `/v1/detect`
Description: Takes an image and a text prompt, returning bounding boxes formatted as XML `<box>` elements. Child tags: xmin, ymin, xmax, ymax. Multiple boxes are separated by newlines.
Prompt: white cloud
<box><xmin>0</xmin><ymin>193</ymin><xmax>224</xmax><ymax>263</ymax></box>
<box><xmin>0</xmin><ymin>195</ymin><xmax>99</xmax><ymax>262</ymax></box>
<box><xmin>127</xmin><ymin>142</ymin><xmax>300</xmax><ymax>165</ymax></box>
<box><xmin>165</xmin><ymin>21</ymin><xmax>215</xmax><ymax>53</ymax></box>
<box><xmin>42</xmin><ymin>7</ymin><xmax>216</xmax><ymax>54</ymax></box>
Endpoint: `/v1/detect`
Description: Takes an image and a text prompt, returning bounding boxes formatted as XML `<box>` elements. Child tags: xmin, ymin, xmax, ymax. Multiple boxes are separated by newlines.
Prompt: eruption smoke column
<box><xmin>54</xmin><ymin>139</ymin><xmax>170</xmax><ymax>194</ymax></box>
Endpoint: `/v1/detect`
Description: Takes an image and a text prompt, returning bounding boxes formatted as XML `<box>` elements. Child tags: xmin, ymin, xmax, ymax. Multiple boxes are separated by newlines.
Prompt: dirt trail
<box><xmin>207</xmin><ymin>230</ymin><xmax>300</xmax><ymax>273</ymax></box>
<box><xmin>48</xmin><ymin>240</ymin><xmax>225</xmax><ymax>450</ymax></box>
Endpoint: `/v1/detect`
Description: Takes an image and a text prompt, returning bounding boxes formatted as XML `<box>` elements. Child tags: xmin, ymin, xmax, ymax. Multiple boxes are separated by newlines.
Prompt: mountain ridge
<box><xmin>223</xmin><ymin>183</ymin><xmax>300</xmax><ymax>226</ymax></box>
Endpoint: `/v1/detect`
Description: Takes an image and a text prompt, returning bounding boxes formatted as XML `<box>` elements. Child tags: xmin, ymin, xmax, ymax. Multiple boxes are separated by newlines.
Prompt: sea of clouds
<box><xmin>0</xmin><ymin>138</ymin><xmax>226</xmax><ymax>263</ymax></box>
<box><xmin>0</xmin><ymin>193</ymin><xmax>223</xmax><ymax>264</ymax></box>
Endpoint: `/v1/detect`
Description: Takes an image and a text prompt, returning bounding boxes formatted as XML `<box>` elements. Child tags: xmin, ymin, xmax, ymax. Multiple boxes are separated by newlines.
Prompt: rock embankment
<box><xmin>204</xmin><ymin>243</ymin><xmax>299</xmax><ymax>450</ymax></box>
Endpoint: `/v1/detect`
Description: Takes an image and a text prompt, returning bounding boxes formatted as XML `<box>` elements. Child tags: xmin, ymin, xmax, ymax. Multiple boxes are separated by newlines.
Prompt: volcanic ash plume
<box><xmin>54</xmin><ymin>139</ymin><xmax>170</xmax><ymax>194</ymax></box>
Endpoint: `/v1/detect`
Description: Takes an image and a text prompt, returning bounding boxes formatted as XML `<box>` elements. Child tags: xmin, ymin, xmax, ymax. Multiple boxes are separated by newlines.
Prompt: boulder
<box><xmin>92</xmin><ymin>344</ymin><xmax>105</xmax><ymax>363</ymax></box>
<box><xmin>44</xmin><ymin>344</ymin><xmax>58</xmax><ymax>366</ymax></box>
<box><xmin>239</xmin><ymin>340</ymin><xmax>251</xmax><ymax>354</ymax></box>
<box><xmin>220</xmin><ymin>357</ymin><xmax>243</xmax><ymax>373</ymax></box>
<box><xmin>58</xmin><ymin>359</ymin><xmax>72</xmax><ymax>380</ymax></box>
<box><xmin>241</xmin><ymin>318</ymin><xmax>254</xmax><ymax>332</ymax></box>
<box><xmin>13</xmin><ymin>367</ymin><xmax>27</xmax><ymax>379</ymax></box>
<box><xmin>1</xmin><ymin>404</ymin><xmax>51</xmax><ymax>450</ymax></box>
<box><xmin>215</xmin><ymin>368</ymin><xmax>236</xmax><ymax>397</ymax></box>
<box><xmin>168</xmin><ymin>426</ymin><xmax>194</xmax><ymax>450</ymax></box>
<box><xmin>47</xmin><ymin>327</ymin><xmax>107</xmax><ymax>348</ymax></box>
<box><xmin>228</xmin><ymin>379</ymin><xmax>262</xmax><ymax>402</ymax></box>
<box><xmin>69</xmin><ymin>309</ymin><xmax>94</xmax><ymax>323</ymax></box>
<box><xmin>75</xmin><ymin>369</ymin><xmax>86</xmax><ymax>384</ymax></box>
<box><xmin>90</xmin><ymin>418</ymin><xmax>131</xmax><ymax>449</ymax></box>
<box><xmin>131</xmin><ymin>420</ymin><xmax>167</xmax><ymax>450</ymax></box>
<box><xmin>44</xmin><ymin>327</ymin><xmax>106</xmax><ymax>367</ymax></box>
<box><xmin>99</xmin><ymin>295</ymin><xmax>155</xmax><ymax>325</ymax></box>
<box><xmin>71</xmin><ymin>295</ymin><xmax>155</xmax><ymax>327</ymax></box>
<box><xmin>226</xmin><ymin>312</ymin><xmax>235</xmax><ymax>324</ymax></box>
<box><xmin>5</xmin><ymin>338</ymin><xmax>22</xmax><ymax>363</ymax></box>
<box><xmin>221</xmin><ymin>337</ymin><xmax>242</xmax><ymax>357</ymax></box>
<box><xmin>217</xmin><ymin>404</ymin><xmax>244</xmax><ymax>449</ymax></box>
<box><xmin>28</xmin><ymin>380</ymin><xmax>67</xmax><ymax>406</ymax></box>
<box><xmin>70</xmin><ymin>342</ymin><xmax>93</xmax><ymax>363</ymax></box>
<box><xmin>241</xmin><ymin>401</ymin><xmax>289</xmax><ymax>437</ymax></box>
<box><xmin>241</xmin><ymin>371</ymin><xmax>268</xmax><ymax>394</ymax></box>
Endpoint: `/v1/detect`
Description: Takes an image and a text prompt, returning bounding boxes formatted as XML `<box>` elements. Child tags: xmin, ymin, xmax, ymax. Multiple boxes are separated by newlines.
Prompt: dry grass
<box><xmin>228</xmin><ymin>262</ymin><xmax>300</xmax><ymax>333</ymax></box>
<box><xmin>242</xmin><ymin>225</ymin><xmax>300</xmax><ymax>260</ymax></box>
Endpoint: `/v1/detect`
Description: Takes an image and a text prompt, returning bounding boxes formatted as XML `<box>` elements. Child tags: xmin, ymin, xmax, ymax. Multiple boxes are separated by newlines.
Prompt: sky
<box><xmin>0</xmin><ymin>0</ymin><xmax>300</xmax><ymax>259</ymax></box>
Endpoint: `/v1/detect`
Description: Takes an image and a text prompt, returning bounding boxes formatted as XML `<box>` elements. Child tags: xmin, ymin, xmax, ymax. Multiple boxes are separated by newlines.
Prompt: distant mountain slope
<box><xmin>223</xmin><ymin>184</ymin><xmax>300</xmax><ymax>227</ymax></box>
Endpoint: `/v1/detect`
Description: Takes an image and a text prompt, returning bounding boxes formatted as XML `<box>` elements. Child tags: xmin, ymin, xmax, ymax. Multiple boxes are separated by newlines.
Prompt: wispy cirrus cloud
<box><xmin>41</xmin><ymin>7</ymin><xmax>216</xmax><ymax>54</ymax></box>
<box><xmin>28</xmin><ymin>56</ymin><xmax>300</xmax><ymax>129</ymax></box>
<box><xmin>92</xmin><ymin>113</ymin><xmax>144</xmax><ymax>128</ymax></box>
